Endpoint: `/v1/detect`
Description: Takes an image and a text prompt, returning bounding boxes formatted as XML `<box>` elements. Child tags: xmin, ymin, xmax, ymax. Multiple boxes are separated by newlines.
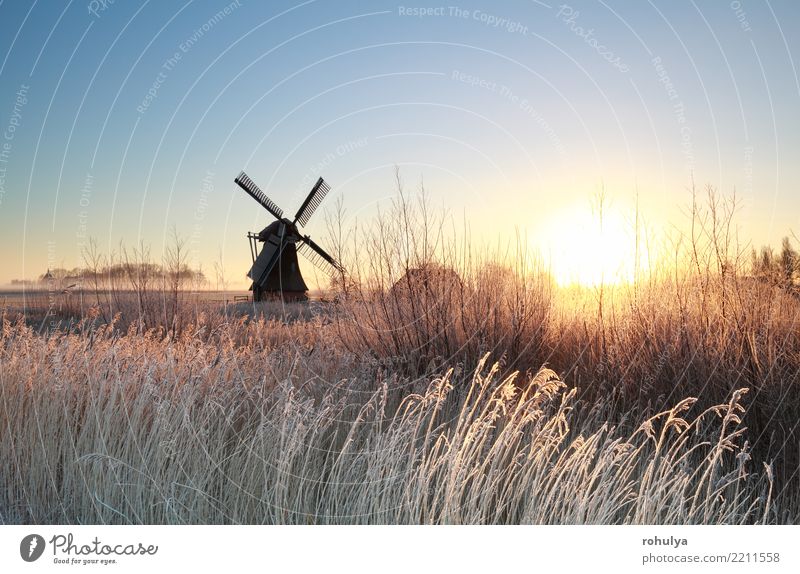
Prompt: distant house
<box><xmin>37</xmin><ymin>269</ymin><xmax>83</xmax><ymax>292</ymax></box>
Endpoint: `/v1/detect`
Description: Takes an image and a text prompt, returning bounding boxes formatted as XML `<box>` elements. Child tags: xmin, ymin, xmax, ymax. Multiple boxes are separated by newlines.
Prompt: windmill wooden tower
<box><xmin>234</xmin><ymin>171</ymin><xmax>342</xmax><ymax>301</ymax></box>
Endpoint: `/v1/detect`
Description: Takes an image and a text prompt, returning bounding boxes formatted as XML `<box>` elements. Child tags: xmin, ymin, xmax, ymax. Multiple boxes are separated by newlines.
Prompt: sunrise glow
<box><xmin>538</xmin><ymin>202</ymin><xmax>647</xmax><ymax>287</ymax></box>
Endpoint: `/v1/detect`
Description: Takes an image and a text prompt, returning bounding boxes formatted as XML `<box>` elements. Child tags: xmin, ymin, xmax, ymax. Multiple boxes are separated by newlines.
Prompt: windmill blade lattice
<box><xmin>298</xmin><ymin>236</ymin><xmax>342</xmax><ymax>275</ymax></box>
<box><xmin>234</xmin><ymin>171</ymin><xmax>284</xmax><ymax>220</ymax></box>
<box><xmin>297</xmin><ymin>243</ymin><xmax>336</xmax><ymax>276</ymax></box>
<box><xmin>294</xmin><ymin>177</ymin><xmax>330</xmax><ymax>226</ymax></box>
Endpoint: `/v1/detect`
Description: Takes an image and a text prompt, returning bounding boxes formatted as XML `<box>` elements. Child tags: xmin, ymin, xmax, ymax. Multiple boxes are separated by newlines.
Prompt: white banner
<box><xmin>1</xmin><ymin>526</ymin><xmax>797</xmax><ymax>573</ymax></box>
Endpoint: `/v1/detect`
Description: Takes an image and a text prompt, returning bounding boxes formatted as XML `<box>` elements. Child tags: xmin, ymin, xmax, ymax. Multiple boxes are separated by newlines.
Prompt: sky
<box><xmin>0</xmin><ymin>0</ymin><xmax>798</xmax><ymax>288</ymax></box>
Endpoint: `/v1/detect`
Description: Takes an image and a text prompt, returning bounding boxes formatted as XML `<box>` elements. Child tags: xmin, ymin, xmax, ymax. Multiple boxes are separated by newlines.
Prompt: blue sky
<box><xmin>0</xmin><ymin>0</ymin><xmax>798</xmax><ymax>286</ymax></box>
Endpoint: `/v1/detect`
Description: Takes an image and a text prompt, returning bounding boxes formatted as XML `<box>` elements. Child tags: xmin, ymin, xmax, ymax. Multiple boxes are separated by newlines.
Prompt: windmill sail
<box><xmin>293</xmin><ymin>177</ymin><xmax>330</xmax><ymax>226</ymax></box>
<box><xmin>235</xmin><ymin>171</ymin><xmax>284</xmax><ymax>220</ymax></box>
<box><xmin>297</xmin><ymin>242</ymin><xmax>337</xmax><ymax>276</ymax></box>
<box><xmin>299</xmin><ymin>235</ymin><xmax>342</xmax><ymax>274</ymax></box>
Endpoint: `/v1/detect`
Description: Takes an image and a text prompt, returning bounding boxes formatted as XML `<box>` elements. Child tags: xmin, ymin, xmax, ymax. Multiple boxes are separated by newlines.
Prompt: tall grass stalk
<box><xmin>0</xmin><ymin>321</ymin><xmax>774</xmax><ymax>524</ymax></box>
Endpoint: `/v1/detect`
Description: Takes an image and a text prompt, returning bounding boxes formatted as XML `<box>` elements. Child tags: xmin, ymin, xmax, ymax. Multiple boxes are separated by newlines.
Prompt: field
<box><xmin>1</xmin><ymin>191</ymin><xmax>799</xmax><ymax>525</ymax></box>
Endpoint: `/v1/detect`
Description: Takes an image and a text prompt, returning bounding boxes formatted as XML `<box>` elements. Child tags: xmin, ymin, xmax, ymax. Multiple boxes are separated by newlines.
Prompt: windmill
<box><xmin>234</xmin><ymin>171</ymin><xmax>343</xmax><ymax>301</ymax></box>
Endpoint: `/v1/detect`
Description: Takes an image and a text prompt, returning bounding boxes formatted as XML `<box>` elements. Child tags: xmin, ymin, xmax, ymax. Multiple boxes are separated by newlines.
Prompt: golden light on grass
<box><xmin>1</xmin><ymin>183</ymin><xmax>797</xmax><ymax>525</ymax></box>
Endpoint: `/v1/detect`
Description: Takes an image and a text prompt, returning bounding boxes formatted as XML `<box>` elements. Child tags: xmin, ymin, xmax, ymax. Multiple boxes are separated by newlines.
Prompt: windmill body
<box><xmin>247</xmin><ymin>220</ymin><xmax>307</xmax><ymax>299</ymax></box>
<box><xmin>234</xmin><ymin>171</ymin><xmax>342</xmax><ymax>301</ymax></box>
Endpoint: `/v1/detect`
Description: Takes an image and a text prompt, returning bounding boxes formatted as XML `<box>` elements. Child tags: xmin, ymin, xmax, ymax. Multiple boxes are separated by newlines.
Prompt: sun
<box><xmin>536</xmin><ymin>203</ymin><xmax>644</xmax><ymax>287</ymax></box>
